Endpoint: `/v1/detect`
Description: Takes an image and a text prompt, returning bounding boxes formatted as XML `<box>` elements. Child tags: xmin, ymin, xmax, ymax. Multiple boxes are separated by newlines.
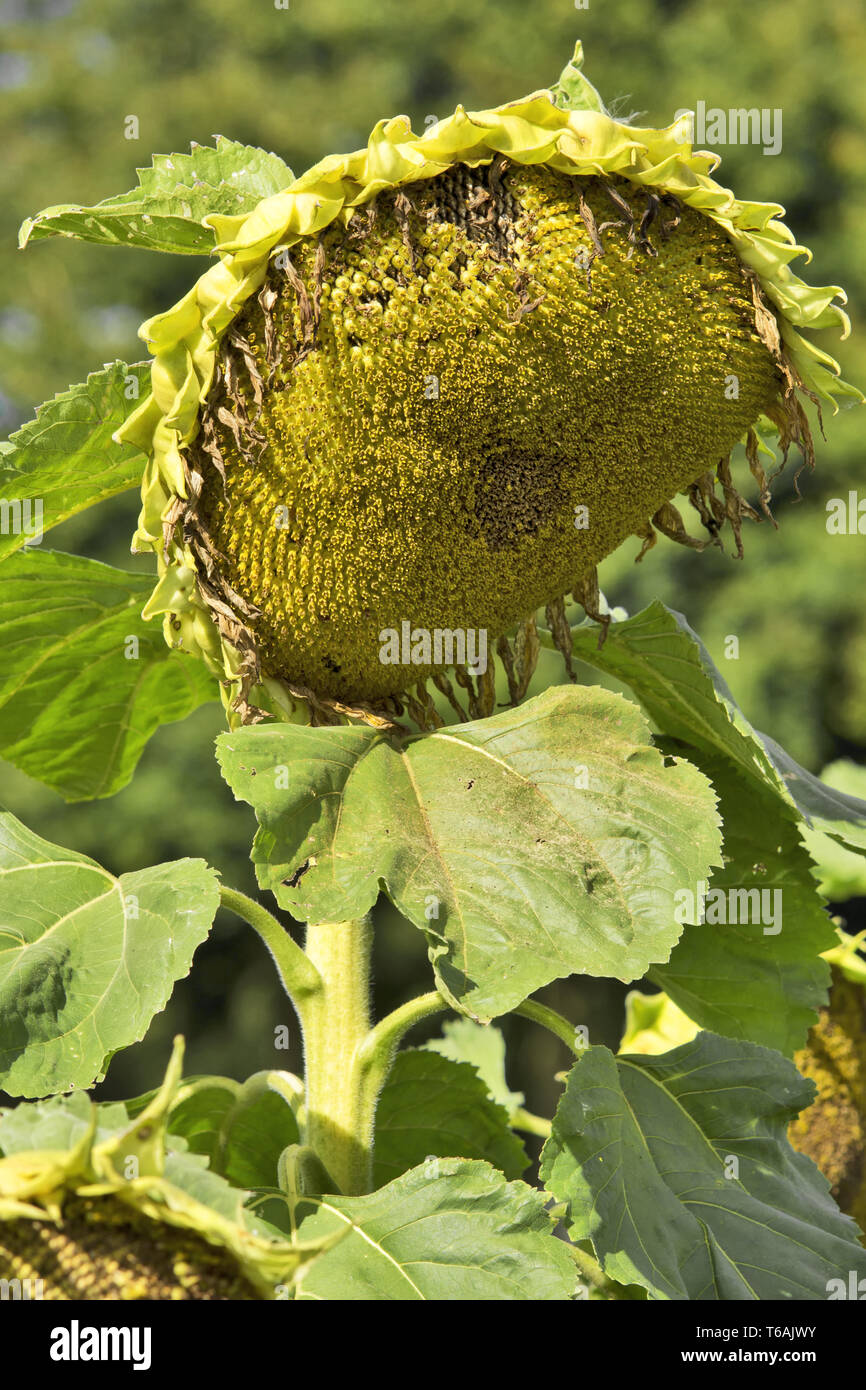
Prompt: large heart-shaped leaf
<box><xmin>294</xmin><ymin>1159</ymin><xmax>576</xmax><ymax>1301</ymax></box>
<box><xmin>540</xmin><ymin>1033</ymin><xmax>866</xmax><ymax>1300</ymax></box>
<box><xmin>19</xmin><ymin>138</ymin><xmax>294</xmax><ymax>255</ymax></box>
<box><xmin>0</xmin><ymin>362</ymin><xmax>150</xmax><ymax>561</ymax></box>
<box><xmin>0</xmin><ymin>811</ymin><xmax>220</xmax><ymax>1097</ymax></box>
<box><xmin>0</xmin><ymin>550</ymin><xmax>216</xmax><ymax>800</ymax></box>
<box><xmin>554</xmin><ymin>602</ymin><xmax>866</xmax><ymax>853</ymax></box>
<box><xmin>217</xmin><ymin>685</ymin><xmax>722</xmax><ymax>1020</ymax></box>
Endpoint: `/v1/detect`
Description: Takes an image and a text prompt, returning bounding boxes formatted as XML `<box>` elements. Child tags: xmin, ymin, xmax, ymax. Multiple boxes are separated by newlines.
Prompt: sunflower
<box><xmin>117</xmin><ymin>42</ymin><xmax>859</xmax><ymax>730</ymax></box>
<box><xmin>0</xmin><ymin>1041</ymin><xmax>326</xmax><ymax>1300</ymax></box>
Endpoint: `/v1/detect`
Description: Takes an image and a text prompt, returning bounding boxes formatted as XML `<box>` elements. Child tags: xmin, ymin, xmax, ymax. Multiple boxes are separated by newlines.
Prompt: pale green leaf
<box><xmin>801</xmin><ymin>762</ymin><xmax>866</xmax><ymax>901</ymax></box>
<box><xmin>0</xmin><ymin>1087</ymin><xmax>292</xmax><ymax>1246</ymax></box>
<box><xmin>0</xmin><ymin>811</ymin><xmax>220</xmax><ymax>1097</ymax></box>
<box><xmin>425</xmin><ymin>1017</ymin><xmax>524</xmax><ymax>1116</ymax></box>
<box><xmin>294</xmin><ymin>1159</ymin><xmax>576</xmax><ymax>1300</ymax></box>
<box><xmin>0</xmin><ymin>1090</ymin><xmax>98</xmax><ymax>1154</ymax></box>
<box><xmin>19</xmin><ymin>138</ymin><xmax>295</xmax><ymax>254</ymax></box>
<box><xmin>550</xmin><ymin>40</ymin><xmax>608</xmax><ymax>113</ymax></box>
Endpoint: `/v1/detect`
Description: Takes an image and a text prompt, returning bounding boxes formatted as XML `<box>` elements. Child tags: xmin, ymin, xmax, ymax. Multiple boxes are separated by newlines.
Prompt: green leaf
<box><xmin>540</xmin><ymin>1034</ymin><xmax>866</xmax><ymax>1301</ymax></box>
<box><xmin>619</xmin><ymin>990</ymin><xmax>699</xmax><ymax>1054</ymax></box>
<box><xmin>293</xmin><ymin>1159</ymin><xmax>576</xmax><ymax>1300</ymax></box>
<box><xmin>210</xmin><ymin>1072</ymin><xmax>301</xmax><ymax>1190</ymax></box>
<box><xmin>425</xmin><ymin>1017</ymin><xmax>524</xmax><ymax>1116</ymax></box>
<box><xmin>761</xmin><ymin>736</ymin><xmax>866</xmax><ymax>854</ymax></box>
<box><xmin>555</xmin><ymin>602</ymin><xmax>866</xmax><ymax>853</ymax></box>
<box><xmin>0</xmin><ymin>362</ymin><xmax>150</xmax><ymax>561</ymax></box>
<box><xmin>217</xmin><ymin>684</ymin><xmax>722</xmax><ymax>1021</ymax></box>
<box><xmin>373</xmin><ymin>1050</ymin><xmax>528</xmax><ymax>1188</ymax></box>
<box><xmin>822</xmin><ymin>929</ymin><xmax>866</xmax><ymax>986</ymax></box>
<box><xmin>649</xmin><ymin>753</ymin><xmax>835</xmax><ymax>1054</ymax></box>
<box><xmin>0</xmin><ymin>810</ymin><xmax>220</xmax><ymax>1097</ymax></box>
<box><xmin>801</xmin><ymin>762</ymin><xmax>866</xmax><ymax>898</ymax></box>
<box><xmin>0</xmin><ymin>550</ymin><xmax>216</xmax><ymax>800</ymax></box>
<box><xmin>19</xmin><ymin>139</ymin><xmax>295</xmax><ymax>254</ymax></box>
<box><xmin>0</xmin><ymin>1090</ymin><xmax>98</xmax><ymax>1155</ymax></box>
<box><xmin>148</xmin><ymin>1076</ymin><xmax>239</xmax><ymax>1164</ymax></box>
<box><xmin>0</xmin><ymin>1086</ymin><xmax>293</xmax><ymax>1248</ymax></box>
<box><xmin>160</xmin><ymin>1149</ymin><xmax>289</xmax><ymax>1241</ymax></box>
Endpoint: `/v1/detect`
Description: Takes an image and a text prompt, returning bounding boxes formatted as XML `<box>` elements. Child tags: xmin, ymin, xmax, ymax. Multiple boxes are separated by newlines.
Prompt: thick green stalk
<box><xmin>299</xmin><ymin>917</ymin><xmax>375</xmax><ymax>1196</ymax></box>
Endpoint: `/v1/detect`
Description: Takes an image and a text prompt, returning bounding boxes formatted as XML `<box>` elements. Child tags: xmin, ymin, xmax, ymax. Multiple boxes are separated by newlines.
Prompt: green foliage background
<box><xmin>1</xmin><ymin>0</ymin><xmax>864</xmax><ymax>1118</ymax></box>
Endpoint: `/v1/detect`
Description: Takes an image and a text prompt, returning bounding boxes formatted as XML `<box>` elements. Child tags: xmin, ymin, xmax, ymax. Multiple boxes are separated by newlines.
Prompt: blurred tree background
<box><xmin>1</xmin><ymin>0</ymin><xmax>864</xmax><ymax>1133</ymax></box>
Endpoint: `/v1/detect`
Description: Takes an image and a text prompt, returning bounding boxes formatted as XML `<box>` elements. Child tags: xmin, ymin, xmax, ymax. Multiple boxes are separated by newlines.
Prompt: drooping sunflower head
<box><xmin>118</xmin><ymin>43</ymin><xmax>860</xmax><ymax>729</ymax></box>
<box><xmin>0</xmin><ymin>1040</ymin><xmax>328</xmax><ymax>1300</ymax></box>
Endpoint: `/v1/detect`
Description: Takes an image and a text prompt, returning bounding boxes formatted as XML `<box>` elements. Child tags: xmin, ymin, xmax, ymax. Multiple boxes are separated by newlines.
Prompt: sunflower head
<box><xmin>0</xmin><ymin>1040</ymin><xmax>326</xmax><ymax>1300</ymax></box>
<box><xmin>118</xmin><ymin>42</ymin><xmax>860</xmax><ymax>730</ymax></box>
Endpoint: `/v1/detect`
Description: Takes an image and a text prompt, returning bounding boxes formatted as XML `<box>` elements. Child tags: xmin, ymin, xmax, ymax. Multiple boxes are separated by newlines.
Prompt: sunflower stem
<box><xmin>511</xmin><ymin>1107</ymin><xmax>552</xmax><ymax>1138</ymax></box>
<box><xmin>299</xmin><ymin>916</ymin><xmax>375</xmax><ymax>1197</ymax></box>
<box><xmin>352</xmin><ymin>990</ymin><xmax>449</xmax><ymax>1153</ymax></box>
<box><xmin>515</xmin><ymin>999</ymin><xmax>580</xmax><ymax>1055</ymax></box>
<box><xmin>219</xmin><ymin>887</ymin><xmax>322</xmax><ymax>1007</ymax></box>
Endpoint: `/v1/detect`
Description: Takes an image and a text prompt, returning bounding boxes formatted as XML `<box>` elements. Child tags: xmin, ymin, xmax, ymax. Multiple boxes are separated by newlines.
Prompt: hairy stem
<box><xmin>511</xmin><ymin>1107</ymin><xmax>552</xmax><ymax>1138</ymax></box>
<box><xmin>515</xmin><ymin>999</ymin><xmax>580</xmax><ymax>1055</ymax></box>
<box><xmin>219</xmin><ymin>886</ymin><xmax>322</xmax><ymax>1007</ymax></box>
<box><xmin>300</xmin><ymin>917</ymin><xmax>375</xmax><ymax>1197</ymax></box>
<box><xmin>353</xmin><ymin>990</ymin><xmax>448</xmax><ymax>1149</ymax></box>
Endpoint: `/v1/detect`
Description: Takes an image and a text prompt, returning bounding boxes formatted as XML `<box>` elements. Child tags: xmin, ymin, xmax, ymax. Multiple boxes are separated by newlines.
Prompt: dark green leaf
<box><xmin>802</xmin><ymin>762</ymin><xmax>866</xmax><ymax>900</ymax></box>
<box><xmin>556</xmin><ymin>601</ymin><xmax>866</xmax><ymax>852</ymax></box>
<box><xmin>540</xmin><ymin>1034</ymin><xmax>866</xmax><ymax>1300</ymax></box>
<box><xmin>373</xmin><ymin>1049</ymin><xmax>528</xmax><ymax>1188</ymax></box>
<box><xmin>137</xmin><ymin>1075</ymin><xmax>239</xmax><ymax>1163</ymax></box>
<box><xmin>650</xmin><ymin>753</ymin><xmax>835</xmax><ymax>1054</ymax></box>
<box><xmin>211</xmin><ymin>1072</ymin><xmax>301</xmax><ymax>1190</ymax></box>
